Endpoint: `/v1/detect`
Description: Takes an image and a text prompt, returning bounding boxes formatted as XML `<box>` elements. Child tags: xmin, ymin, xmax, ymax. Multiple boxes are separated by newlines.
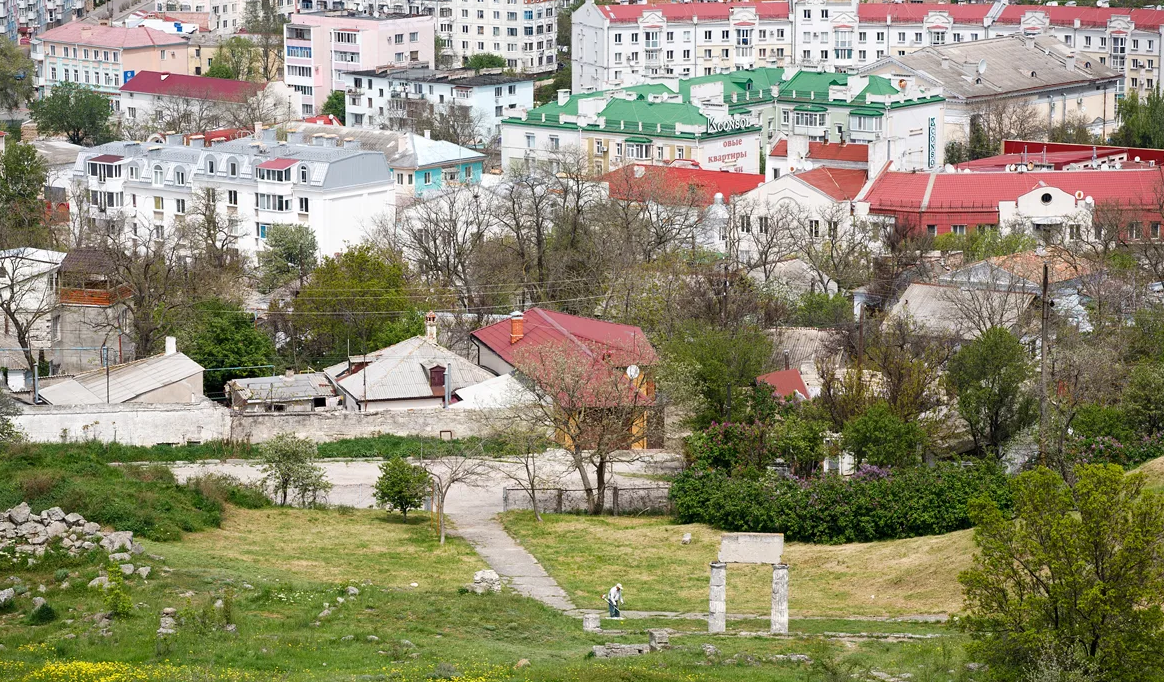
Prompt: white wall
<box><xmin>15</xmin><ymin>400</ymin><xmax>231</xmax><ymax>446</ymax></box>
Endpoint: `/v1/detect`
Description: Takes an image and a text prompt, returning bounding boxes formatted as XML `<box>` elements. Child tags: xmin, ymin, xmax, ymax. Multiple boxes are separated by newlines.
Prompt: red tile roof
<box><xmin>794</xmin><ymin>167</ymin><xmax>868</xmax><ymax>201</ymax></box>
<box><xmin>121</xmin><ymin>71</ymin><xmax>261</xmax><ymax>101</ymax></box>
<box><xmin>955</xmin><ymin>150</ymin><xmax>1116</xmax><ymax>172</ymax></box>
<box><xmin>602</xmin><ymin>163</ymin><xmax>765</xmax><ymax>207</ymax></box>
<box><xmin>472</xmin><ymin>308</ymin><xmax>658</xmax><ymax>369</ymax></box>
<box><xmin>857</xmin><ymin>4</ymin><xmax>992</xmax><ymax>23</ymax></box>
<box><xmin>756</xmin><ymin>369</ymin><xmax>809</xmax><ymax>400</ymax></box>
<box><xmin>303</xmin><ymin>114</ymin><xmax>343</xmax><ymax>125</ymax></box>
<box><xmin>35</xmin><ymin>23</ymin><xmax>188</xmax><ymax>48</ymax></box>
<box><xmin>185</xmin><ymin>128</ymin><xmax>252</xmax><ymax>146</ymax></box>
<box><xmin>598</xmin><ymin>1</ymin><xmax>789</xmax><ymax>24</ymax></box>
<box><xmin>995</xmin><ymin>4</ymin><xmax>1164</xmax><ymax>30</ymax></box>
<box><xmin>987</xmin><ymin>248</ymin><xmax>1094</xmax><ymax>285</ymax></box>
<box><xmin>1001</xmin><ymin>140</ymin><xmax>1164</xmax><ymax>166</ymax></box>
<box><xmin>89</xmin><ymin>154</ymin><xmax>124</xmax><ymax>163</ymax></box>
<box><xmin>256</xmin><ymin>158</ymin><xmax>298</xmax><ymax>170</ymax></box>
<box><xmin>770</xmin><ymin>139</ymin><xmax>869</xmax><ymax>163</ymax></box>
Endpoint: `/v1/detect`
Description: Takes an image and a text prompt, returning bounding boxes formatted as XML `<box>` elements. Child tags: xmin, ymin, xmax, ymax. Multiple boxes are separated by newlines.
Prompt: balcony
<box><xmin>645</xmin><ymin>49</ymin><xmax>660</xmax><ymax>66</ymax></box>
<box><xmin>793</xmin><ymin>123</ymin><xmax>827</xmax><ymax>138</ymax></box>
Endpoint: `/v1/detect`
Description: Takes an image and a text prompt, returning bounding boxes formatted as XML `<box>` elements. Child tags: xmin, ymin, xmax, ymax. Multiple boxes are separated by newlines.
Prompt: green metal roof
<box><xmin>793</xmin><ymin>104</ymin><xmax>828</xmax><ymax>112</ymax></box>
<box><xmin>850</xmin><ymin>108</ymin><xmax>885</xmax><ymax>117</ymax></box>
<box><xmin>624</xmin><ymin>135</ymin><xmax>654</xmax><ymax>144</ymax></box>
<box><xmin>677</xmin><ymin>67</ymin><xmax>785</xmax><ymax>102</ymax></box>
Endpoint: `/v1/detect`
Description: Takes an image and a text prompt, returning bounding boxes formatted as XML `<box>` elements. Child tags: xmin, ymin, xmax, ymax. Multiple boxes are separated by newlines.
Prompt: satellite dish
<box><xmin>803</xmin><ymin>160</ymin><xmax>815</xmax><ymax>171</ymax></box>
<box><xmin>1027</xmin><ymin>161</ymin><xmax>1036</xmax><ymax>171</ymax></box>
<box><xmin>626</xmin><ymin>365</ymin><xmax>641</xmax><ymax>380</ymax></box>
<box><xmin>977</xmin><ymin>59</ymin><xmax>987</xmax><ymax>75</ymax></box>
<box><xmin>943</xmin><ymin>164</ymin><xmax>955</xmax><ymax>173</ymax></box>
<box><xmin>1007</xmin><ymin>164</ymin><xmax>1018</xmax><ymax>172</ymax></box>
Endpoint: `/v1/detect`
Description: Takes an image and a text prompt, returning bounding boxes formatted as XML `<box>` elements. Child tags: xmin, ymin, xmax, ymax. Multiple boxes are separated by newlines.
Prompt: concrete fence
<box><xmin>13</xmin><ymin>401</ymin><xmax>498</xmax><ymax>447</ymax></box>
<box><xmin>502</xmin><ymin>486</ymin><xmax>672</xmax><ymax>515</ymax></box>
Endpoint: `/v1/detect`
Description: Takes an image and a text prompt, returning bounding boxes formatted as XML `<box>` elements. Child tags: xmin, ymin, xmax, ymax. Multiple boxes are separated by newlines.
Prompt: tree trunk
<box><xmin>530</xmin><ymin>487</ymin><xmax>542</xmax><ymax>523</ymax></box>
<box><xmin>593</xmin><ymin>455</ymin><xmax>608</xmax><ymax>515</ymax></box>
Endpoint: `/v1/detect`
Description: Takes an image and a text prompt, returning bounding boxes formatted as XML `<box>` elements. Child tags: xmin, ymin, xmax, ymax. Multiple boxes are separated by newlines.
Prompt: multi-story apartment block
<box><xmin>573</xmin><ymin>2</ymin><xmax>793</xmax><ymax>91</ymax></box>
<box><xmin>1</xmin><ymin>0</ymin><xmax>80</xmax><ymax>40</ymax></box>
<box><xmin>32</xmin><ymin>23</ymin><xmax>190</xmax><ymax>101</ymax></box>
<box><xmin>332</xmin><ymin>0</ymin><xmax>558</xmax><ymax>73</ymax></box>
<box><xmin>340</xmin><ymin>66</ymin><xmax>533</xmax><ymax>138</ymax></box>
<box><xmin>119</xmin><ymin>71</ymin><xmax>299</xmax><ymax>129</ymax></box>
<box><xmin>71</xmin><ymin>128</ymin><xmax>395</xmax><ymax>258</ymax></box>
<box><xmin>283</xmin><ymin>10</ymin><xmax>435</xmax><ymax>117</ymax></box>
<box><xmin>573</xmin><ymin>0</ymin><xmax>1164</xmax><ymax>100</ymax></box>
<box><xmin>502</xmin><ymin>86</ymin><xmax>766</xmax><ymax>175</ymax></box>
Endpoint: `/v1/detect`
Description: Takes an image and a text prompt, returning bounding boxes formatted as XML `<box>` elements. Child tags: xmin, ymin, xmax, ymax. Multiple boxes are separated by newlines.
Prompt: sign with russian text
<box><xmin>706</xmin><ymin>114</ymin><xmax>755</xmax><ymax>134</ymax></box>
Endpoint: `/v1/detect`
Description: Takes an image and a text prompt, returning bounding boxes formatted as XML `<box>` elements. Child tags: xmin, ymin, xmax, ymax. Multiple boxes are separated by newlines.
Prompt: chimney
<box><xmin>165</xmin><ymin>336</ymin><xmax>177</xmax><ymax>356</ymax></box>
<box><xmin>165</xmin><ymin>131</ymin><xmax>183</xmax><ymax>146</ymax></box>
<box><xmin>783</xmin><ymin>349</ymin><xmax>790</xmax><ymax>371</ymax></box>
<box><xmin>283</xmin><ymin>369</ymin><xmax>295</xmax><ymax>383</ymax></box>
<box><xmin>423</xmin><ymin>129</ymin><xmax>431</xmax><ymax>139</ymax></box>
<box><xmin>557</xmin><ymin>88</ymin><xmax>570</xmax><ymax>106</ymax></box>
<box><xmin>509</xmin><ymin>311</ymin><xmax>524</xmax><ymax>344</ymax></box>
<box><xmin>425</xmin><ymin>310</ymin><xmax>438</xmax><ymax>342</ymax></box>
<box><xmin>941</xmin><ymin>56</ymin><xmax>950</xmax><ymax>69</ymax></box>
<box><xmin>255</xmin><ymin>121</ymin><xmax>263</xmax><ymax>137</ymax></box>
<box><xmin>1065</xmin><ymin>54</ymin><xmax>1076</xmax><ymax>72</ymax></box>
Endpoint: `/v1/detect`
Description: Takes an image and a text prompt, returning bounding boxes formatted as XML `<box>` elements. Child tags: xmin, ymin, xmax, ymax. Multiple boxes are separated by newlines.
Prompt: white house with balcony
<box><xmin>70</xmin><ymin>128</ymin><xmax>395</xmax><ymax>258</ymax></box>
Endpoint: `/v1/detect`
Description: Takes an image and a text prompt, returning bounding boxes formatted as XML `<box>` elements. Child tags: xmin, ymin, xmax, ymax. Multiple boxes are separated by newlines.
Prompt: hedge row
<box><xmin>670</xmin><ymin>463</ymin><xmax>1011</xmax><ymax>544</ymax></box>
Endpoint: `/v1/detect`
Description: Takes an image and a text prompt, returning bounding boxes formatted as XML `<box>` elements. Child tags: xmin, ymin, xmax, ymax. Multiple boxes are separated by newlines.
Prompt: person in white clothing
<box><xmin>605</xmin><ymin>583</ymin><xmax>624</xmax><ymax>618</ymax></box>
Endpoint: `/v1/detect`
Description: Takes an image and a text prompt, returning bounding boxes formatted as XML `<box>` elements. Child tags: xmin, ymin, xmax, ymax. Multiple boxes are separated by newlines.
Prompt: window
<box><xmin>929</xmin><ymin>30</ymin><xmax>945</xmax><ymax>45</ymax></box>
<box><xmin>423</xmin><ymin>171</ymin><xmax>432</xmax><ymax>184</ymax></box>
<box><xmin>256</xmin><ymin>167</ymin><xmax>291</xmax><ymax>182</ymax></box>
<box><xmin>175</xmin><ymin>169</ymin><xmax>186</xmax><ymax>186</ymax></box>
<box><xmin>758</xmin><ymin>216</ymin><xmax>770</xmax><ymax>234</ymax></box>
<box><xmin>525</xmin><ymin>134</ymin><xmax>534</xmax><ymax>148</ymax></box>
<box><xmin>287</xmin><ymin>46</ymin><xmax>312</xmax><ymax>58</ymax></box>
<box><xmin>410</xmin><ymin>32</ymin><xmax>418</xmax><ymax>42</ymax></box>
<box><xmin>257</xmin><ymin>223</ymin><xmax>269</xmax><ymax>239</ymax></box>
<box><xmin>229</xmin><ymin>161</ymin><xmax>238</xmax><ymax>176</ymax></box>
<box><xmin>128</xmin><ymin>165</ymin><xmax>138</xmax><ymax>180</ymax></box>
<box><xmin>207</xmin><ymin>159</ymin><xmax>216</xmax><ymax>175</ymax></box>
<box><xmin>152</xmin><ymin>166</ymin><xmax>163</xmax><ymax>185</ymax></box>
<box><xmin>927</xmin><ymin>225</ymin><xmax>937</xmax><ymax>236</ymax></box>
<box><xmin>738</xmin><ymin>215</ymin><xmax>751</xmax><ymax>233</ymax></box>
<box><xmin>802</xmin><ymin>8</ymin><xmax>810</xmax><ymax>19</ymax></box>
<box><xmin>1153</xmin><ymin>222</ymin><xmax>1161</xmax><ymax>239</ymax></box>
<box><xmin>549</xmin><ymin>135</ymin><xmax>559</xmax><ymax>149</ymax></box>
<box><xmin>153</xmin><ymin>196</ymin><xmax>164</xmax><ymax>210</ymax></box>
<box><xmin>952</xmin><ymin>224</ymin><xmax>966</xmax><ymax>236</ymax></box>
<box><xmin>227</xmin><ymin>190</ymin><xmax>238</xmax><ymax>206</ymax></box>
<box><xmin>897</xmin><ymin>32</ymin><xmax>906</xmax><ymax>43</ymax></box>
<box><xmin>1070</xmin><ymin>224</ymin><xmax>1082</xmax><ymax>241</ymax></box>
<box><xmin>820</xmin><ymin>9</ymin><xmax>828</xmax><ymax>18</ymax></box>
<box><xmin>334</xmin><ymin>30</ymin><xmax>357</xmax><ymax>43</ymax></box>
<box><xmin>298</xmin><ymin>197</ymin><xmax>309</xmax><ymax>213</ymax></box>
<box><xmin>175</xmin><ymin>198</ymin><xmax>186</xmax><ymax>214</ymax></box>
<box><xmin>300</xmin><ymin>165</ymin><xmax>309</xmax><ymax>183</ymax></box>
<box><xmin>809</xmin><ymin>220</ymin><xmax>821</xmax><ymax>239</ymax></box>
<box><xmin>850</xmin><ymin>114</ymin><xmax>882</xmax><ymax>133</ymax></box>
<box><xmin>614</xmin><ymin>33</ymin><xmax>622</xmax><ymax>44</ymax></box>
<box><xmin>160</xmin><ymin>49</ymin><xmax>166</xmax><ymax>60</ymax></box>
<box><xmin>255</xmin><ymin>193</ymin><xmax>291</xmax><ymax>211</ymax></box>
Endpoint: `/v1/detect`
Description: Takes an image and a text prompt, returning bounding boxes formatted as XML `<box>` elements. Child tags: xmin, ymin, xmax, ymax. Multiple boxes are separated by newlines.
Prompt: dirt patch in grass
<box><xmin>157</xmin><ymin>507</ymin><xmax>484</xmax><ymax>587</ymax></box>
<box><xmin>500</xmin><ymin>512</ymin><xmax>973</xmax><ymax>618</ymax></box>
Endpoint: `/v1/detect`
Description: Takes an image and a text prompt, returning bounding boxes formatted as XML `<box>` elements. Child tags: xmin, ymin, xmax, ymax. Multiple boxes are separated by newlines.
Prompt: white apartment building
<box><xmin>336</xmin><ymin>0</ymin><xmax>558</xmax><ymax>73</ymax></box>
<box><xmin>573</xmin><ymin>0</ymin><xmax>1164</xmax><ymax>99</ymax></box>
<box><xmin>71</xmin><ymin>128</ymin><xmax>395</xmax><ymax>258</ymax></box>
<box><xmin>1</xmin><ymin>0</ymin><xmax>80</xmax><ymax>40</ymax></box>
<box><xmin>340</xmin><ymin>67</ymin><xmax>533</xmax><ymax>138</ymax></box>
<box><xmin>283</xmin><ymin>10</ymin><xmax>436</xmax><ymax>117</ymax></box>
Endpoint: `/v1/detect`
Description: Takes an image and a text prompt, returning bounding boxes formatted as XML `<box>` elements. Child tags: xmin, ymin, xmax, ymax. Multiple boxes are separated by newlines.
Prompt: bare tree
<box><xmin>409</xmin><ymin>102</ymin><xmax>488</xmax><ymax>147</ymax></box>
<box><xmin>244</xmin><ymin>0</ymin><xmax>287</xmax><ymax>82</ymax></box>
<box><xmin>493</xmin><ymin>166</ymin><xmax>557</xmax><ymax>304</ymax></box>
<box><xmin>508</xmin><ymin>338</ymin><xmax>655</xmax><ymax>515</ymax></box>
<box><xmin>796</xmin><ymin>202</ymin><xmax>871</xmax><ymax>291</ymax></box>
<box><xmin>54</xmin><ymin>180</ymin><xmax>100</xmax><ymax>250</ymax></box>
<box><xmin>483</xmin><ymin>427</ymin><xmax>560</xmax><ymax>522</ymax></box>
<box><xmin>744</xmin><ymin>197</ymin><xmax>801</xmax><ymax>282</ymax></box>
<box><xmin>150</xmin><ymin>90</ymin><xmax>224</xmax><ymax>134</ymax></box>
<box><xmin>224</xmin><ymin>87</ymin><xmax>295</xmax><ymax>129</ymax></box>
<box><xmin>969</xmin><ymin>99</ymin><xmax>1045</xmax><ymax>154</ymax></box>
<box><xmin>183</xmin><ymin>187</ymin><xmax>242</xmax><ymax>271</ymax></box>
<box><xmin>419</xmin><ymin>444</ymin><xmax>490</xmax><ymax>544</ymax></box>
<box><xmin>0</xmin><ymin>249</ymin><xmax>59</xmax><ymax>373</ymax></box>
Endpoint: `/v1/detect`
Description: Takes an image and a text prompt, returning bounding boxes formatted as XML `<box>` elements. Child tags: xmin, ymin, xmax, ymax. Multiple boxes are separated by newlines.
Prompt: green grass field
<box><xmin>499</xmin><ymin>512</ymin><xmax>973</xmax><ymax>618</ymax></box>
<box><xmin>0</xmin><ymin>506</ymin><xmax>983</xmax><ymax>682</ymax></box>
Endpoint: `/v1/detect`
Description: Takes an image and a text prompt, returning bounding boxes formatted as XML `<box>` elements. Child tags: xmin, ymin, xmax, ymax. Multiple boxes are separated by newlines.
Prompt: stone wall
<box><xmin>14</xmin><ymin>401</ymin><xmax>496</xmax><ymax>446</ymax></box>
<box><xmin>14</xmin><ymin>400</ymin><xmax>231</xmax><ymax>446</ymax></box>
<box><xmin>228</xmin><ymin>407</ymin><xmax>494</xmax><ymax>443</ymax></box>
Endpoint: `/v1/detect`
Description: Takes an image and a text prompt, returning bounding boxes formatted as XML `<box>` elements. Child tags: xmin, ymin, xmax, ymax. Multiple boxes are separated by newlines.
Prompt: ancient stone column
<box><xmin>708</xmin><ymin>561</ymin><xmax>727</xmax><ymax>633</ymax></box>
<box><xmin>771</xmin><ymin>563</ymin><xmax>789</xmax><ymax>634</ymax></box>
<box><xmin>582</xmin><ymin>613</ymin><xmax>601</xmax><ymax>632</ymax></box>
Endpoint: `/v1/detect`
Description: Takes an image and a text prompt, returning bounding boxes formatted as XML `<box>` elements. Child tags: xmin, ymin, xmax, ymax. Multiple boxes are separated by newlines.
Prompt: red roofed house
<box><xmin>32</xmin><ymin>24</ymin><xmax>191</xmax><ymax>102</ymax></box>
<box><xmin>602</xmin><ymin>162</ymin><xmax>765</xmax><ymax>208</ymax></box>
<box><xmin>756</xmin><ymin>369</ymin><xmax>810</xmax><ymax>401</ymax></box>
<box><xmin>768</xmin><ymin>136</ymin><xmax>869</xmax><ymax>181</ymax></box>
<box><xmin>859</xmin><ymin>167</ymin><xmax>1164</xmax><ymax>240</ymax></box>
<box><xmin>119</xmin><ymin>71</ymin><xmax>298</xmax><ymax>130</ymax></box>
<box><xmin>470</xmin><ymin>308</ymin><xmax>661</xmax><ymax>448</ymax></box>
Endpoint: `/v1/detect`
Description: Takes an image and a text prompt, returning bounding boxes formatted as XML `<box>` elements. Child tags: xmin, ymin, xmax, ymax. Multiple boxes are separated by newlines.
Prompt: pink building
<box><xmin>284</xmin><ymin>10</ymin><xmax>435</xmax><ymax>117</ymax></box>
<box><xmin>31</xmin><ymin>23</ymin><xmax>190</xmax><ymax>101</ymax></box>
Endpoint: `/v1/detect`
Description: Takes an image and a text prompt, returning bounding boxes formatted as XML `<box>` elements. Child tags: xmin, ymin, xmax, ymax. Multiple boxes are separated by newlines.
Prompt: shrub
<box><xmin>27</xmin><ymin>602</ymin><xmax>56</xmax><ymax>625</ymax></box>
<box><xmin>123</xmin><ymin>464</ymin><xmax>177</xmax><ymax>484</ymax></box>
<box><xmin>841</xmin><ymin>403</ymin><xmax>925</xmax><ymax>468</ymax></box>
<box><xmin>185</xmin><ymin>474</ymin><xmax>271</xmax><ymax>509</ymax></box>
<box><xmin>104</xmin><ymin>566</ymin><xmax>133</xmax><ymax>618</ymax></box>
<box><xmin>373</xmin><ymin>457</ymin><xmax>429</xmax><ymax>521</ymax></box>
<box><xmin>1072</xmin><ymin>403</ymin><xmax>1137</xmax><ymax>443</ymax></box>
<box><xmin>671</xmin><ymin>462</ymin><xmax>1011</xmax><ymax>544</ymax></box>
<box><xmin>257</xmin><ymin>434</ymin><xmax>331</xmax><ymax>506</ymax></box>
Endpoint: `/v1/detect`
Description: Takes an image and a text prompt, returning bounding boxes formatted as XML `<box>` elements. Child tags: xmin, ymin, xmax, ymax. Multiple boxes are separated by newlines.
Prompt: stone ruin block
<box><xmin>717</xmin><ymin>533</ymin><xmax>784</xmax><ymax>565</ymax></box>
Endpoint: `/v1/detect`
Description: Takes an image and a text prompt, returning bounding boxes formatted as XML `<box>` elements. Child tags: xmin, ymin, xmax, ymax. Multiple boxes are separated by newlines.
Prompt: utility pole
<box><xmin>1039</xmin><ymin>262</ymin><xmax>1050</xmax><ymax>467</ymax></box>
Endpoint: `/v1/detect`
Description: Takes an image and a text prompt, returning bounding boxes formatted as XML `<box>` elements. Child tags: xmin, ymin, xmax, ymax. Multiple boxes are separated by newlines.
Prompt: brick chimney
<box><xmin>425</xmin><ymin>310</ymin><xmax>438</xmax><ymax>342</ymax></box>
<box><xmin>509</xmin><ymin>311</ymin><xmax>524</xmax><ymax>344</ymax></box>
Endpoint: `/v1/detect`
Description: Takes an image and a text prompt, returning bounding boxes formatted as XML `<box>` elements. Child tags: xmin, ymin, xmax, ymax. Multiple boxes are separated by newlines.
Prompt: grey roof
<box><xmin>768</xmin><ymin>327</ymin><xmax>845</xmax><ymax>373</ymax></box>
<box><xmin>38</xmin><ymin>352</ymin><xmax>203</xmax><ymax>405</ymax></box>
<box><xmin>886</xmin><ymin>282</ymin><xmax>1035</xmax><ymax>339</ymax></box>
<box><xmin>31</xmin><ymin>139</ymin><xmax>86</xmax><ymax>168</ymax></box>
<box><xmin>348</xmin><ymin>67</ymin><xmax>534</xmax><ymax>87</ymax></box>
<box><xmin>230</xmin><ymin>372</ymin><xmax>336</xmax><ymax>402</ymax></box>
<box><xmin>860</xmin><ymin>35</ymin><xmax>1120</xmax><ymax>101</ymax></box>
<box><xmin>325</xmin><ymin>336</ymin><xmax>494</xmax><ymax>402</ymax></box>
<box><xmin>288</xmin><ymin>123</ymin><xmax>484</xmax><ymax>169</ymax></box>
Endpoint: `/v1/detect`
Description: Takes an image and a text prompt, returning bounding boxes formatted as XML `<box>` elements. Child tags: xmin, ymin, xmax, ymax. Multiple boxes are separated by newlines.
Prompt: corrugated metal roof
<box><xmin>40</xmin><ymin>352</ymin><xmax>203</xmax><ymax>404</ymax></box>
<box><xmin>768</xmin><ymin>327</ymin><xmax>845</xmax><ymax>373</ymax></box>
<box><xmin>230</xmin><ymin>372</ymin><xmax>336</xmax><ymax>402</ymax></box>
<box><xmin>325</xmin><ymin>336</ymin><xmax>493</xmax><ymax>402</ymax></box>
<box><xmin>887</xmin><ymin>283</ymin><xmax>1035</xmax><ymax>339</ymax></box>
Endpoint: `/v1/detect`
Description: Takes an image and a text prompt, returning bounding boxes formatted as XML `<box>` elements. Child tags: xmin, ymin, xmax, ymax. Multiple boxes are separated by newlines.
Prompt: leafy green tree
<box><xmin>1113</xmin><ymin>87</ymin><xmax>1164</xmax><ymax>149</ymax></box>
<box><xmin>179</xmin><ymin>298</ymin><xmax>277</xmax><ymax>398</ymax></box>
<box><xmin>841</xmin><ymin>402</ymin><xmax>924</xmax><ymax>467</ymax></box>
<box><xmin>0</xmin><ymin>38</ymin><xmax>35</xmax><ymax>113</ymax></box>
<box><xmin>213</xmin><ymin>37</ymin><xmax>256</xmax><ymax>82</ymax></box>
<box><xmin>1072</xmin><ymin>403</ymin><xmax>1137</xmax><ymax>443</ymax></box>
<box><xmin>790</xmin><ymin>291</ymin><xmax>852</xmax><ymax>328</ymax></box>
<box><xmin>258</xmin><ymin>434</ymin><xmax>331</xmax><ymax>506</ymax></box>
<box><xmin>0</xmin><ymin>141</ymin><xmax>50</xmax><ymax>246</ymax></box>
<box><xmin>946</xmin><ymin>327</ymin><xmax>1037</xmax><ymax>458</ymax></box>
<box><xmin>258</xmin><ymin>223</ymin><xmax>318</xmax><ymax>291</ymax></box>
<box><xmin>662</xmin><ymin>322</ymin><xmax>774</xmax><ymax>428</ymax></box>
<box><xmin>204</xmin><ymin>61</ymin><xmax>236</xmax><ymax>79</ymax></box>
<box><xmin>465</xmin><ymin>53</ymin><xmax>506</xmax><ymax>70</ymax></box>
<box><xmin>1124</xmin><ymin>363</ymin><xmax>1164</xmax><ymax>437</ymax></box>
<box><xmin>932</xmin><ymin>228</ymin><xmax>1038</xmax><ymax>262</ymax></box>
<box><xmin>321</xmin><ymin>90</ymin><xmax>346</xmax><ymax>122</ymax></box>
<box><xmin>373</xmin><ymin>457</ymin><xmax>430</xmax><ymax>521</ymax></box>
<box><xmin>944</xmin><ymin>140</ymin><xmax>970</xmax><ymax>166</ymax></box>
<box><xmin>29</xmin><ymin>82</ymin><xmax>111</xmax><ymax>146</ymax></box>
<box><xmin>295</xmin><ymin>244</ymin><xmax>421</xmax><ymax>359</ymax></box>
<box><xmin>0</xmin><ymin>391</ymin><xmax>21</xmax><ymax>447</ymax></box>
<box><xmin>959</xmin><ymin>464</ymin><xmax>1164</xmax><ymax>681</ymax></box>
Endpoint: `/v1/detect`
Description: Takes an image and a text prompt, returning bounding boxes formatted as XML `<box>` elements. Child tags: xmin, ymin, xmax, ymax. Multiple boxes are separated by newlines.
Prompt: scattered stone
<box><xmin>37</xmin><ymin>584</ymin><xmax>46</xmax><ymax>593</ymax></box>
<box><xmin>409</xmin><ymin>582</ymin><xmax>418</xmax><ymax>588</ymax></box>
<box><xmin>87</xmin><ymin>577</ymin><xmax>109</xmax><ymax>589</ymax></box>
<box><xmin>346</xmin><ymin>586</ymin><xmax>360</xmax><ymax>596</ymax></box>
<box><xmin>32</xmin><ymin>596</ymin><xmax>46</xmax><ymax>609</ymax></box>
<box><xmin>468</xmin><ymin>570</ymin><xmax>502</xmax><ymax>595</ymax></box>
<box><xmin>318</xmin><ymin>608</ymin><xmax>332</xmax><ymax>619</ymax></box>
<box><xmin>341</xmin><ymin>635</ymin><xmax>354</xmax><ymax>642</ymax></box>
<box><xmin>8</xmin><ymin>503</ymin><xmax>30</xmax><ymax>524</ymax></box>
<box><xmin>100</xmin><ymin>531</ymin><xmax>135</xmax><ymax>553</ymax></box>
<box><xmin>648</xmin><ymin>629</ymin><xmax>670</xmax><ymax>652</ymax></box>
<box><xmin>400</xmin><ymin>639</ymin><xmax>415</xmax><ymax>648</ymax></box>
<box><xmin>64</xmin><ymin>513</ymin><xmax>84</xmax><ymax>526</ymax></box>
<box><xmin>43</xmin><ymin>507</ymin><xmax>65</xmax><ymax>522</ymax></box>
<box><xmin>108</xmin><ymin>553</ymin><xmax>132</xmax><ymax>563</ymax></box>
<box><xmin>223</xmin><ymin>624</ymin><xmax>238</xmax><ymax>634</ymax></box>
<box><xmin>0</xmin><ymin>588</ymin><xmax>13</xmax><ymax>607</ymax></box>
<box><xmin>119</xmin><ymin>564</ymin><xmax>135</xmax><ymax>576</ymax></box>
<box><xmin>214</xmin><ymin>599</ymin><xmax>223</xmax><ymax>609</ymax></box>
<box><xmin>336</xmin><ymin>597</ymin><xmax>345</xmax><ymax>604</ymax></box>
<box><xmin>162</xmin><ymin>608</ymin><xmax>176</xmax><ymax>616</ymax></box>
<box><xmin>516</xmin><ymin>659</ymin><xmax>530</xmax><ymax>668</ymax></box>
<box><xmin>137</xmin><ymin>567</ymin><xmax>151</xmax><ymax>580</ymax></box>
<box><xmin>59</xmin><ymin>582</ymin><xmax>69</xmax><ymax>591</ymax></box>
<box><xmin>147</xmin><ymin>554</ymin><xmax>165</xmax><ymax>562</ymax></box>
<box><xmin>82</xmin><ymin>522</ymin><xmax>100</xmax><ymax>535</ymax></box>
<box><xmin>702</xmin><ymin>644</ymin><xmax>720</xmax><ymax>657</ymax></box>
<box><xmin>178</xmin><ymin>591</ymin><xmax>195</xmax><ymax>598</ymax></box>
<box><xmin>63</xmin><ymin>633</ymin><xmax>76</xmax><ymax>639</ymax></box>
<box><xmin>366</xmin><ymin>635</ymin><xmax>380</xmax><ymax>642</ymax></box>
<box><xmin>592</xmin><ymin>643</ymin><xmax>650</xmax><ymax>658</ymax></box>
<box><xmin>582</xmin><ymin>613</ymin><xmax>601</xmax><ymax>632</ymax></box>
<box><xmin>45</xmin><ymin>522</ymin><xmax>68</xmax><ymax>538</ymax></box>
<box><xmin>681</xmin><ymin>533</ymin><xmax>692</xmax><ymax>545</ymax></box>
<box><xmin>242</xmin><ymin>583</ymin><xmax>254</xmax><ymax>590</ymax></box>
